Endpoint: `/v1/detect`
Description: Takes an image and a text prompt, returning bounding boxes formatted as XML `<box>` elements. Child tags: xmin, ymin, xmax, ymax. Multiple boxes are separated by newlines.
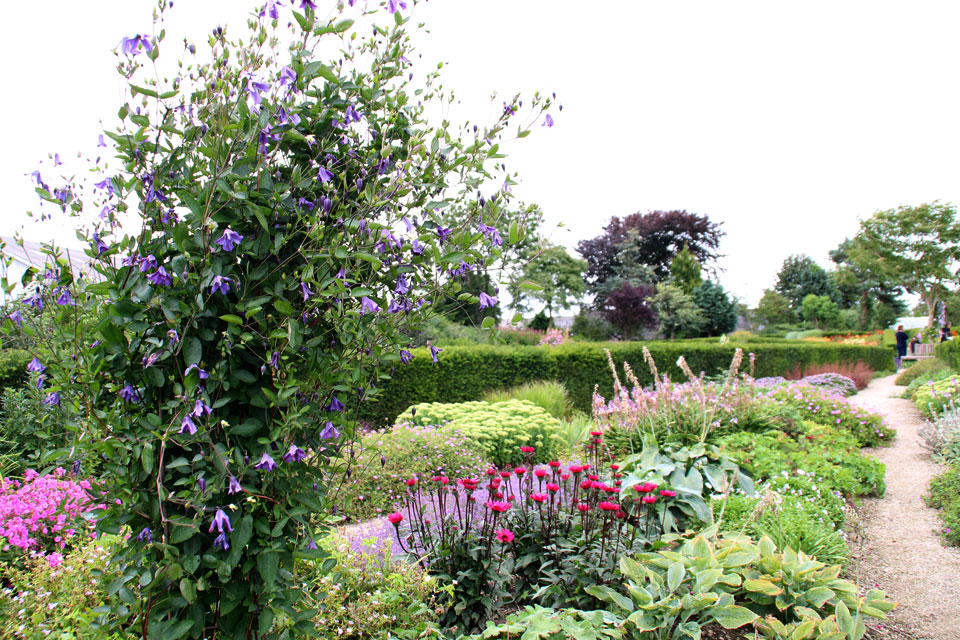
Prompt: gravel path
<box><xmin>849</xmin><ymin>374</ymin><xmax>960</xmax><ymax>640</ymax></box>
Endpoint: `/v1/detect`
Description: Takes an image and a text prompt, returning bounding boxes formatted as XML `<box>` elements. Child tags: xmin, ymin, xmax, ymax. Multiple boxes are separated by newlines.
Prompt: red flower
<box><xmin>590</xmin><ymin>431</ymin><xmax>602</xmax><ymax>437</ymax></box>
<box><xmin>493</xmin><ymin>491</ymin><xmax>504</xmax><ymax>499</ymax></box>
<box><xmin>405</xmin><ymin>477</ymin><xmax>417</xmax><ymax>487</ymax></box>
<box><xmin>387</xmin><ymin>512</ymin><xmax>403</xmax><ymax>525</ymax></box>
<box><xmin>486</xmin><ymin>468</ymin><xmax>497</xmax><ymax>476</ymax></box>
<box><xmin>499</xmin><ymin>471</ymin><xmax>511</xmax><ymax>479</ymax></box>
<box><xmin>659</xmin><ymin>490</ymin><xmax>676</xmax><ymax>498</ymax></box>
<box><xmin>495</xmin><ymin>528</ymin><xmax>515</xmax><ymax>543</ymax></box>
<box><xmin>530</xmin><ymin>492</ymin><xmax>548</xmax><ymax>503</ymax></box>
<box><xmin>431</xmin><ymin>475</ymin><xmax>449</xmax><ymax>485</ymax></box>
<box><xmin>580</xmin><ymin>480</ymin><xmax>594</xmax><ymax>490</ymax></box>
<box><xmin>534</xmin><ymin>469</ymin><xmax>548</xmax><ymax>478</ymax></box>
<box><xmin>486</xmin><ymin>500</ymin><xmax>512</xmax><ymax>513</ymax></box>
<box><xmin>514</xmin><ymin>467</ymin><xmax>526</xmax><ymax>476</ymax></box>
<box><xmin>598</xmin><ymin>501</ymin><xmax>620</xmax><ymax>512</ymax></box>
<box><xmin>577</xmin><ymin>503</ymin><xmax>591</xmax><ymax>513</ymax></box>
<box><xmin>641</xmin><ymin>495</ymin><xmax>657</xmax><ymax>505</ymax></box>
<box><xmin>610</xmin><ymin>464</ymin><xmax>620</xmax><ymax>471</ymax></box>
<box><xmin>490</xmin><ymin>478</ymin><xmax>502</xmax><ymax>489</ymax></box>
<box><xmin>588</xmin><ymin>474</ymin><xmax>600</xmax><ymax>481</ymax></box>
<box><xmin>520</xmin><ymin>445</ymin><xmax>535</xmax><ymax>453</ymax></box>
<box><xmin>548</xmin><ymin>460</ymin><xmax>562</xmax><ymax>468</ymax></box>
<box><xmin>546</xmin><ymin>482</ymin><xmax>560</xmax><ymax>492</ymax></box>
<box><xmin>569</xmin><ymin>465</ymin><xmax>583</xmax><ymax>474</ymax></box>
<box><xmin>560</xmin><ymin>473</ymin><xmax>570</xmax><ymax>481</ymax></box>
<box><xmin>459</xmin><ymin>478</ymin><xmax>478</xmax><ymax>490</ymax></box>
<box><xmin>582</xmin><ymin>464</ymin><xmax>591</xmax><ymax>471</ymax></box>
<box><xmin>634</xmin><ymin>482</ymin><xmax>659</xmax><ymax>494</ymax></box>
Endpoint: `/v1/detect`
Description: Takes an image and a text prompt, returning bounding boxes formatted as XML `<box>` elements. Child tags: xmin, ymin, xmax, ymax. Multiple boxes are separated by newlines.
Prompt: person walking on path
<box><xmin>895</xmin><ymin>325</ymin><xmax>908</xmax><ymax>369</ymax></box>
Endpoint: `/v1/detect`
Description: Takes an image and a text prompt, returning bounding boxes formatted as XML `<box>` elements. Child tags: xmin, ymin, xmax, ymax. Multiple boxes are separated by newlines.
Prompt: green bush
<box><xmin>398</xmin><ymin>399</ymin><xmax>566</xmax><ymax>466</ymax></box>
<box><xmin>299</xmin><ymin>533</ymin><xmax>442</xmax><ymax>640</ymax></box>
<box><xmin>0</xmin><ymin>349</ymin><xmax>30</xmax><ymax>389</ymax></box>
<box><xmin>360</xmin><ymin>341</ymin><xmax>894</xmax><ymax>425</ymax></box>
<box><xmin>938</xmin><ymin>338</ymin><xmax>960</xmax><ymax>369</ymax></box>
<box><xmin>483</xmin><ymin>380</ymin><xmax>572</xmax><ymax>420</ymax></box>
<box><xmin>0</xmin><ymin>386</ymin><xmax>74</xmax><ymax>476</ymax></box>
<box><xmin>334</xmin><ymin>424</ymin><xmax>488</xmax><ymax>522</ymax></box>
<box><xmin>895</xmin><ymin>357</ymin><xmax>951</xmax><ymax>386</ymax></box>
<box><xmin>926</xmin><ymin>463</ymin><xmax>960</xmax><ymax>546</ymax></box>
<box><xmin>717</xmin><ymin>421</ymin><xmax>886</xmax><ymax>498</ymax></box>
<box><xmin>764</xmin><ymin>383</ymin><xmax>894</xmax><ymax>447</ymax></box>
<box><xmin>912</xmin><ymin>375</ymin><xmax>960</xmax><ymax>418</ymax></box>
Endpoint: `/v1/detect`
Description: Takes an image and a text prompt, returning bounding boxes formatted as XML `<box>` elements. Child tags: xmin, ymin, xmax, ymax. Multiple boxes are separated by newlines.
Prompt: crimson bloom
<box><xmin>530</xmin><ymin>493</ymin><xmax>548</xmax><ymax>503</ymax></box>
<box><xmin>495</xmin><ymin>529</ymin><xmax>514</xmax><ymax>543</ymax></box>
<box><xmin>486</xmin><ymin>500</ymin><xmax>512</xmax><ymax>513</ymax></box>
<box><xmin>387</xmin><ymin>512</ymin><xmax>403</xmax><ymax>525</ymax></box>
<box><xmin>642</xmin><ymin>495</ymin><xmax>657</xmax><ymax>505</ymax></box>
<box><xmin>598</xmin><ymin>501</ymin><xmax>620</xmax><ymax>512</ymax></box>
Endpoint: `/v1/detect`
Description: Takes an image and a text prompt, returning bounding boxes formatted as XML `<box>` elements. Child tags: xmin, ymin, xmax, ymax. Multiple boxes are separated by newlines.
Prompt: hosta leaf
<box><xmin>744</xmin><ymin>578</ymin><xmax>784</xmax><ymax>597</ymax></box>
<box><xmin>710</xmin><ymin>605</ymin><xmax>759</xmax><ymax>629</ymax></box>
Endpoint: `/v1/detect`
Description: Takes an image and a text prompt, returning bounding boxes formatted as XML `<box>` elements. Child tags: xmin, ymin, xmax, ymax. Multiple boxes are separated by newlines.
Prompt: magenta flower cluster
<box><xmin>0</xmin><ymin>469</ymin><xmax>98</xmax><ymax>568</ymax></box>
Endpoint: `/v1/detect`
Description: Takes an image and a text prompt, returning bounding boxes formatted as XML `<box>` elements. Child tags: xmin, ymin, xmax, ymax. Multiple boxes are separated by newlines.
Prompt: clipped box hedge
<box><xmin>360</xmin><ymin>340</ymin><xmax>893</xmax><ymax>426</ymax></box>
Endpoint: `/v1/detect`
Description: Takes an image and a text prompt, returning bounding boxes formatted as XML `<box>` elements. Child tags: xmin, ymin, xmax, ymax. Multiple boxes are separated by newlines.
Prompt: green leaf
<box><xmin>183</xmin><ymin>337</ymin><xmax>202</xmax><ymax>366</ymax></box>
<box><xmin>583</xmin><ymin>585</ymin><xmax>633</xmax><ymax>614</ymax></box>
<box><xmin>220</xmin><ymin>314</ymin><xmax>244</xmax><ymax>325</ymax></box>
<box><xmin>165</xmin><ymin>620</ymin><xmax>194</xmax><ymax>639</ymax></box>
<box><xmin>744</xmin><ymin>578</ymin><xmax>783</xmax><ymax>597</ymax></box>
<box><xmin>711</xmin><ymin>605</ymin><xmax>759</xmax><ymax>629</ymax></box>
<box><xmin>257</xmin><ymin>551</ymin><xmax>279</xmax><ymax>586</ymax></box>
<box><xmin>667</xmin><ymin>560</ymin><xmax>685</xmax><ymax>592</ymax></box>
<box><xmin>141</xmin><ymin>443</ymin><xmax>154</xmax><ymax>476</ymax></box>
<box><xmin>519</xmin><ymin>280</ymin><xmax>544</xmax><ymax>291</ymax></box>
<box><xmin>179</xmin><ymin>578</ymin><xmax>196</xmax><ymax>604</ymax></box>
<box><xmin>130</xmin><ymin>85</ymin><xmax>158</xmax><ymax>98</ymax></box>
<box><xmin>803</xmin><ymin>586</ymin><xmax>835</xmax><ymax>608</ymax></box>
<box><xmin>481</xmin><ymin>316</ymin><xmax>495</xmax><ymax>330</ymax></box>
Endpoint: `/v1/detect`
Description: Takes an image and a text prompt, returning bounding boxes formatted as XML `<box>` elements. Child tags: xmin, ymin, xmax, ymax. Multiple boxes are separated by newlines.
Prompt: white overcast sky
<box><xmin>3</xmin><ymin>0</ymin><xmax>960</xmax><ymax>305</ymax></box>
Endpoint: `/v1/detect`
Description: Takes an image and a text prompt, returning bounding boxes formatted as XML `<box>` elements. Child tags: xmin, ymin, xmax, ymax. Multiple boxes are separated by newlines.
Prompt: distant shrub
<box><xmin>0</xmin><ymin>386</ymin><xmax>73</xmax><ymax>476</ymax></box>
<box><xmin>896</xmin><ymin>358</ymin><xmax>951</xmax><ymax>386</ymax></box>
<box><xmin>570</xmin><ymin>311</ymin><xmax>616</xmax><ymax>341</ymax></box>
<box><xmin>334</xmin><ymin>425</ymin><xmax>488</xmax><ymax>522</ymax></box>
<box><xmin>784</xmin><ymin>360</ymin><xmax>873</xmax><ymax>390</ymax></box>
<box><xmin>0</xmin><ymin>350</ymin><xmax>31</xmax><ymax>390</ymax></box>
<box><xmin>483</xmin><ymin>381</ymin><xmax>572</xmax><ymax>420</ymax></box>
<box><xmin>799</xmin><ymin>372</ymin><xmax>858</xmax><ymax>397</ymax></box>
<box><xmin>397</xmin><ymin>399</ymin><xmax>566</xmax><ymax>466</ymax></box>
<box><xmin>498</xmin><ymin>327</ymin><xmax>543</xmax><ymax>345</ymax></box>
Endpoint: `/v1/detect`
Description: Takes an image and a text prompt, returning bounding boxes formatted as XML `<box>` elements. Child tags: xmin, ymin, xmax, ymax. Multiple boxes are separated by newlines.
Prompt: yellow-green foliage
<box><xmin>913</xmin><ymin>374</ymin><xmax>960</xmax><ymax>418</ymax></box>
<box><xmin>397</xmin><ymin>400</ymin><xmax>566</xmax><ymax>466</ymax></box>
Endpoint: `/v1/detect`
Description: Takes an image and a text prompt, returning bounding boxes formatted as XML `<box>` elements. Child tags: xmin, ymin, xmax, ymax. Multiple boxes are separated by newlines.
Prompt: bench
<box><xmin>903</xmin><ymin>343</ymin><xmax>937</xmax><ymax>360</ymax></box>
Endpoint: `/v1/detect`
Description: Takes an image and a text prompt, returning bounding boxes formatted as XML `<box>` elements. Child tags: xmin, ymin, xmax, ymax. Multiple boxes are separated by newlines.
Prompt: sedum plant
<box><xmin>1</xmin><ymin>0</ymin><xmax>551</xmax><ymax>637</ymax></box>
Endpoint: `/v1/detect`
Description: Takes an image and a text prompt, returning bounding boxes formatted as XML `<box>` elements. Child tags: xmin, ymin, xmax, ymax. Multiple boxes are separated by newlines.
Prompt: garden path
<box><xmin>850</xmin><ymin>374</ymin><xmax>960</xmax><ymax>640</ymax></box>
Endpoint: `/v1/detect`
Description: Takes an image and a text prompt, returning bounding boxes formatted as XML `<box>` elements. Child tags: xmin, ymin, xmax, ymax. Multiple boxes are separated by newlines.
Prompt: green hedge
<box><xmin>937</xmin><ymin>340</ymin><xmax>960</xmax><ymax>370</ymax></box>
<box><xmin>360</xmin><ymin>341</ymin><xmax>893</xmax><ymax>426</ymax></box>
<box><xmin>0</xmin><ymin>350</ymin><xmax>31</xmax><ymax>389</ymax></box>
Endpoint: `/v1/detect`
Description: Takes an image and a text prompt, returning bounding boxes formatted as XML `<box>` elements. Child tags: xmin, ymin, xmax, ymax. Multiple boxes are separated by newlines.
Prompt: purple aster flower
<box><xmin>136</xmin><ymin>527</ymin><xmax>151</xmax><ymax>543</ymax></box>
<box><xmin>139</xmin><ymin>255</ymin><xmax>157</xmax><ymax>272</ymax></box>
<box><xmin>214</xmin><ymin>532</ymin><xmax>230</xmax><ymax>550</ymax></box>
<box><xmin>180</xmin><ymin>415</ymin><xmax>198</xmax><ymax>435</ymax></box>
<box><xmin>43</xmin><ymin>392</ymin><xmax>60</xmax><ymax>407</ymax></box>
<box><xmin>400</xmin><ymin>349</ymin><xmax>412</xmax><ymax>364</ymax></box>
<box><xmin>120</xmin><ymin>385</ymin><xmax>139</xmax><ymax>403</ymax></box>
<box><xmin>479</xmin><ymin>292</ymin><xmax>498</xmax><ymax>309</ymax></box>
<box><xmin>55</xmin><ymin>288</ymin><xmax>74</xmax><ymax>306</ymax></box>
<box><xmin>320</xmin><ymin>421</ymin><xmax>340</xmax><ymax>440</ymax></box>
<box><xmin>395</xmin><ymin>274</ymin><xmax>410</xmax><ymax>295</ymax></box>
<box><xmin>211</xmin><ymin>275</ymin><xmax>233</xmax><ymax>295</ymax></box>
<box><xmin>317</xmin><ymin>167</ymin><xmax>334</xmax><ymax>183</ymax></box>
<box><xmin>301</xmin><ymin>282</ymin><xmax>314</xmax><ymax>301</ymax></box>
<box><xmin>283</xmin><ymin>444</ymin><xmax>307</xmax><ymax>463</ymax></box>
<box><xmin>191</xmin><ymin>398</ymin><xmax>212</xmax><ymax>418</ymax></box>
<box><xmin>269</xmin><ymin>351</ymin><xmax>280</xmax><ymax>369</ymax></box>
<box><xmin>185</xmin><ymin>364</ymin><xmax>209</xmax><ymax>379</ymax></box>
<box><xmin>228</xmin><ymin>476</ymin><xmax>243</xmax><ymax>494</ymax></box>
<box><xmin>430</xmin><ymin>345</ymin><xmax>442</xmax><ymax>363</ymax></box>
<box><xmin>215</xmin><ymin>228</ymin><xmax>244</xmax><ymax>252</ymax></box>
<box><xmin>91</xmin><ymin>233</ymin><xmax>109</xmax><ymax>256</ymax></box>
<box><xmin>543</xmin><ymin>114</ymin><xmax>554</xmax><ymax>127</ymax></box>
<box><xmin>255</xmin><ymin>453</ymin><xmax>278</xmax><ymax>471</ymax></box>
<box><xmin>327</xmin><ymin>395</ymin><xmax>345</xmax><ymax>412</ymax></box>
<box><xmin>147</xmin><ymin>267</ymin><xmax>173</xmax><ymax>287</ymax></box>
<box><xmin>359</xmin><ymin>297</ymin><xmax>380</xmax><ymax>315</ymax></box>
<box><xmin>27</xmin><ymin>358</ymin><xmax>45</xmax><ymax>373</ymax></box>
<box><xmin>8</xmin><ymin>310</ymin><xmax>23</xmax><ymax>326</ymax></box>
<box><xmin>97</xmin><ymin>134</ymin><xmax>107</xmax><ymax>148</ymax></box>
<box><xmin>209</xmin><ymin>509</ymin><xmax>233</xmax><ymax>533</ymax></box>
<box><xmin>436</xmin><ymin>226</ymin><xmax>452</xmax><ymax>244</ymax></box>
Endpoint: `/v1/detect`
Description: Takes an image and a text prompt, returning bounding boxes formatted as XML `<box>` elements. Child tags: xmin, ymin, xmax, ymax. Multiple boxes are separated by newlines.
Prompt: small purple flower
<box><xmin>147</xmin><ymin>267</ymin><xmax>173</xmax><ymax>287</ymax></box>
<box><xmin>430</xmin><ymin>345</ymin><xmax>442</xmax><ymax>363</ymax></box>
<box><xmin>91</xmin><ymin>233</ymin><xmax>109</xmax><ymax>256</ymax></box>
<box><xmin>24</xmin><ymin>293</ymin><xmax>43</xmax><ymax>311</ymax></box>
<box><xmin>27</xmin><ymin>358</ymin><xmax>45</xmax><ymax>373</ymax></box>
<box><xmin>142</xmin><ymin>353</ymin><xmax>160</xmax><ymax>369</ymax></box>
<box><xmin>94</xmin><ymin>177</ymin><xmax>114</xmax><ymax>196</ymax></box>
<box><xmin>386</xmin><ymin>0</ymin><xmax>407</xmax><ymax>13</ymax></box>
<box><xmin>139</xmin><ymin>255</ymin><xmax>157</xmax><ymax>272</ymax></box>
<box><xmin>228</xmin><ymin>476</ymin><xmax>243</xmax><ymax>494</ymax></box>
<box><xmin>359</xmin><ymin>296</ymin><xmax>380</xmax><ymax>315</ymax></box>
<box><xmin>301</xmin><ymin>282</ymin><xmax>314</xmax><ymax>301</ymax></box>
<box><xmin>215</xmin><ymin>228</ymin><xmax>244</xmax><ymax>252</ymax></box>
<box><xmin>400</xmin><ymin>350</ymin><xmax>412</xmax><ymax>364</ymax></box>
<box><xmin>283</xmin><ymin>444</ymin><xmax>306</xmax><ymax>463</ymax></box>
<box><xmin>136</xmin><ymin>527</ymin><xmax>152</xmax><ymax>543</ymax></box>
<box><xmin>395</xmin><ymin>274</ymin><xmax>410</xmax><ymax>295</ymax></box>
<box><xmin>43</xmin><ymin>392</ymin><xmax>60</xmax><ymax>407</ymax></box>
<box><xmin>209</xmin><ymin>509</ymin><xmax>233</xmax><ymax>534</ymax></box>
<box><xmin>320</xmin><ymin>421</ymin><xmax>340</xmax><ymax>440</ymax></box>
<box><xmin>305</xmin><ymin>537</ymin><xmax>318</xmax><ymax>550</ymax></box>
<box><xmin>97</xmin><ymin>134</ymin><xmax>107</xmax><ymax>148</ymax></box>
<box><xmin>269</xmin><ymin>351</ymin><xmax>280</xmax><ymax>369</ymax></box>
<box><xmin>261</xmin><ymin>0</ymin><xmax>282</xmax><ymax>19</ymax></box>
<box><xmin>345</xmin><ymin>104</ymin><xmax>362</xmax><ymax>123</ymax></box>
<box><xmin>299</xmin><ymin>0</ymin><xmax>317</xmax><ymax>9</ymax></box>
<box><xmin>327</xmin><ymin>396</ymin><xmax>345</xmax><ymax>412</ymax></box>
<box><xmin>479</xmin><ymin>292</ymin><xmax>498</xmax><ymax>309</ymax></box>
<box><xmin>167</xmin><ymin>329</ymin><xmax>179</xmax><ymax>347</ymax></box>
<box><xmin>35</xmin><ymin>375</ymin><xmax>45</xmax><ymax>390</ymax></box>
<box><xmin>8</xmin><ymin>310</ymin><xmax>23</xmax><ymax>326</ymax></box>
<box><xmin>436</xmin><ymin>226</ymin><xmax>452</xmax><ymax>245</ymax></box>
<box><xmin>55</xmin><ymin>288</ymin><xmax>74</xmax><ymax>306</ymax></box>
<box><xmin>191</xmin><ymin>398</ymin><xmax>212</xmax><ymax>418</ymax></box>
<box><xmin>543</xmin><ymin>114</ymin><xmax>554</xmax><ymax>128</ymax></box>
<box><xmin>198</xmin><ymin>477</ymin><xmax>207</xmax><ymax>493</ymax></box>
<box><xmin>120</xmin><ymin>34</ymin><xmax>153</xmax><ymax>56</ymax></box>
<box><xmin>214</xmin><ymin>532</ymin><xmax>230</xmax><ymax>550</ymax></box>
<box><xmin>279</xmin><ymin>65</ymin><xmax>296</xmax><ymax>86</ymax></box>
<box><xmin>255</xmin><ymin>453</ymin><xmax>278</xmax><ymax>471</ymax></box>
<box><xmin>180</xmin><ymin>415</ymin><xmax>198</xmax><ymax>435</ymax></box>
<box><xmin>317</xmin><ymin>167</ymin><xmax>334</xmax><ymax>183</ymax></box>
<box><xmin>297</xmin><ymin>197</ymin><xmax>315</xmax><ymax>211</ymax></box>
<box><xmin>211</xmin><ymin>275</ymin><xmax>233</xmax><ymax>295</ymax></box>
<box><xmin>120</xmin><ymin>385</ymin><xmax>139</xmax><ymax>403</ymax></box>
<box><xmin>185</xmin><ymin>364</ymin><xmax>209</xmax><ymax>379</ymax></box>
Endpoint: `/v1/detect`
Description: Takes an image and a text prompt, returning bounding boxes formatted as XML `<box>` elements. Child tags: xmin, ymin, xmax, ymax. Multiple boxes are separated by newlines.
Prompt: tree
<box><xmin>576</xmin><ymin>210</ymin><xmax>724</xmax><ymax>287</ymax></box>
<box><xmin>669</xmin><ymin>243</ymin><xmax>702</xmax><ymax>294</ymax></box>
<box><xmin>828</xmin><ymin>237</ymin><xmax>905</xmax><ymax>329</ymax></box>
<box><xmin>509</xmin><ymin>244</ymin><xmax>587</xmax><ymax>318</ymax></box>
<box><xmin>754</xmin><ymin>288</ymin><xmax>795</xmax><ymax>326</ymax></box>
<box><xmin>849</xmin><ymin>202</ymin><xmax>960</xmax><ymax>325</ymax></box>
<box><xmin>437</xmin><ymin>270</ymin><xmax>501</xmax><ymax>326</ymax></box>
<box><xmin>801</xmin><ymin>294</ymin><xmax>840</xmax><ymax>329</ymax></box>
<box><xmin>1</xmin><ymin>3</ymin><xmax>552</xmax><ymax>636</ymax></box>
<box><xmin>598</xmin><ymin>281</ymin><xmax>658</xmax><ymax>339</ymax></box>
<box><xmin>692</xmin><ymin>281</ymin><xmax>737</xmax><ymax>336</ymax></box>
<box><xmin>774</xmin><ymin>255</ymin><xmax>837</xmax><ymax>309</ymax></box>
<box><xmin>651</xmin><ymin>283</ymin><xmax>706</xmax><ymax>339</ymax></box>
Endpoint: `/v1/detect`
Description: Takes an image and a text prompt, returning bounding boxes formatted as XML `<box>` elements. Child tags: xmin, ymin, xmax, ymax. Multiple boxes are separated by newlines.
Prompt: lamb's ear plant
<box><xmin>0</xmin><ymin>0</ymin><xmax>551</xmax><ymax>637</ymax></box>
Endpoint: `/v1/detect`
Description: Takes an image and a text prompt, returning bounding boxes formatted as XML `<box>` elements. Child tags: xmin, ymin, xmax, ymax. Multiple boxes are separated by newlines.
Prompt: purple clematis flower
<box><xmin>300</xmin><ymin>0</ymin><xmax>317</xmax><ymax>9</ymax></box>
<box><xmin>327</xmin><ymin>395</ymin><xmax>345</xmax><ymax>412</ymax></box>
<box><xmin>345</xmin><ymin>104</ymin><xmax>362</xmax><ymax>123</ymax></box>
<box><xmin>436</xmin><ymin>226</ymin><xmax>452</xmax><ymax>245</ymax></box>
<box><xmin>395</xmin><ymin>274</ymin><xmax>410</xmax><ymax>295</ymax></box>
<box><xmin>120</xmin><ymin>385</ymin><xmax>139</xmax><ymax>403</ymax></box>
<box><xmin>215</xmin><ymin>228</ymin><xmax>244</xmax><ymax>252</ymax></box>
<box><xmin>410</xmin><ymin>239</ymin><xmax>425</xmax><ymax>255</ymax></box>
<box><xmin>91</xmin><ymin>233</ymin><xmax>109</xmax><ymax>256</ymax></box>
<box><xmin>430</xmin><ymin>345</ymin><xmax>442</xmax><ymax>363</ymax></box>
<box><xmin>386</xmin><ymin>0</ymin><xmax>407</xmax><ymax>13</ymax></box>
<box><xmin>120</xmin><ymin>34</ymin><xmax>153</xmax><ymax>56</ymax></box>
<box><xmin>43</xmin><ymin>392</ymin><xmax>60</xmax><ymax>407</ymax></box>
<box><xmin>209</xmin><ymin>509</ymin><xmax>233</xmax><ymax>533</ymax></box>
<box><xmin>261</xmin><ymin>0</ymin><xmax>282</xmax><ymax>19</ymax></box>
<box><xmin>139</xmin><ymin>255</ymin><xmax>157</xmax><ymax>272</ymax></box>
<box><xmin>301</xmin><ymin>282</ymin><xmax>314</xmax><ymax>301</ymax></box>
<box><xmin>283</xmin><ymin>444</ymin><xmax>306</xmax><ymax>463</ymax></box>
<box><xmin>320</xmin><ymin>421</ymin><xmax>340</xmax><ymax>440</ymax></box>
<box><xmin>180</xmin><ymin>415</ymin><xmax>198</xmax><ymax>435</ymax></box>
<box><xmin>185</xmin><ymin>364</ymin><xmax>209</xmax><ymax>379</ymax></box>
<box><xmin>479</xmin><ymin>292</ymin><xmax>498</xmax><ymax>309</ymax></box>
<box><xmin>35</xmin><ymin>375</ymin><xmax>45</xmax><ymax>390</ymax></box>
<box><xmin>8</xmin><ymin>311</ymin><xmax>23</xmax><ymax>326</ymax></box>
<box><xmin>136</xmin><ymin>527</ymin><xmax>151</xmax><ymax>543</ymax></box>
<box><xmin>147</xmin><ymin>267</ymin><xmax>173</xmax><ymax>287</ymax></box>
<box><xmin>214</xmin><ymin>532</ymin><xmax>230</xmax><ymax>550</ymax></box>
<box><xmin>211</xmin><ymin>275</ymin><xmax>233</xmax><ymax>295</ymax></box>
<box><xmin>167</xmin><ymin>329</ymin><xmax>179</xmax><ymax>347</ymax></box>
<box><xmin>400</xmin><ymin>349</ymin><xmax>412</xmax><ymax>364</ymax></box>
<box><xmin>191</xmin><ymin>398</ymin><xmax>212</xmax><ymax>418</ymax></box>
<box><xmin>198</xmin><ymin>477</ymin><xmax>207</xmax><ymax>493</ymax></box>
<box><xmin>269</xmin><ymin>351</ymin><xmax>280</xmax><ymax>369</ymax></box>
<box><xmin>279</xmin><ymin>65</ymin><xmax>296</xmax><ymax>86</ymax></box>
<box><xmin>359</xmin><ymin>297</ymin><xmax>380</xmax><ymax>315</ymax></box>
<box><xmin>317</xmin><ymin>167</ymin><xmax>334</xmax><ymax>183</ymax></box>
<box><xmin>228</xmin><ymin>476</ymin><xmax>243</xmax><ymax>494</ymax></box>
<box><xmin>27</xmin><ymin>358</ymin><xmax>45</xmax><ymax>373</ymax></box>
<box><xmin>255</xmin><ymin>453</ymin><xmax>278</xmax><ymax>471</ymax></box>
<box><xmin>55</xmin><ymin>288</ymin><xmax>74</xmax><ymax>306</ymax></box>
<box><xmin>297</xmin><ymin>197</ymin><xmax>314</xmax><ymax>211</ymax></box>
<box><xmin>97</xmin><ymin>134</ymin><xmax>107</xmax><ymax>148</ymax></box>
<box><xmin>305</xmin><ymin>537</ymin><xmax>318</xmax><ymax>550</ymax></box>
<box><xmin>94</xmin><ymin>177</ymin><xmax>114</xmax><ymax>196</ymax></box>
<box><xmin>142</xmin><ymin>353</ymin><xmax>160</xmax><ymax>369</ymax></box>
<box><xmin>543</xmin><ymin>114</ymin><xmax>554</xmax><ymax>127</ymax></box>
<box><xmin>24</xmin><ymin>293</ymin><xmax>43</xmax><ymax>311</ymax></box>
